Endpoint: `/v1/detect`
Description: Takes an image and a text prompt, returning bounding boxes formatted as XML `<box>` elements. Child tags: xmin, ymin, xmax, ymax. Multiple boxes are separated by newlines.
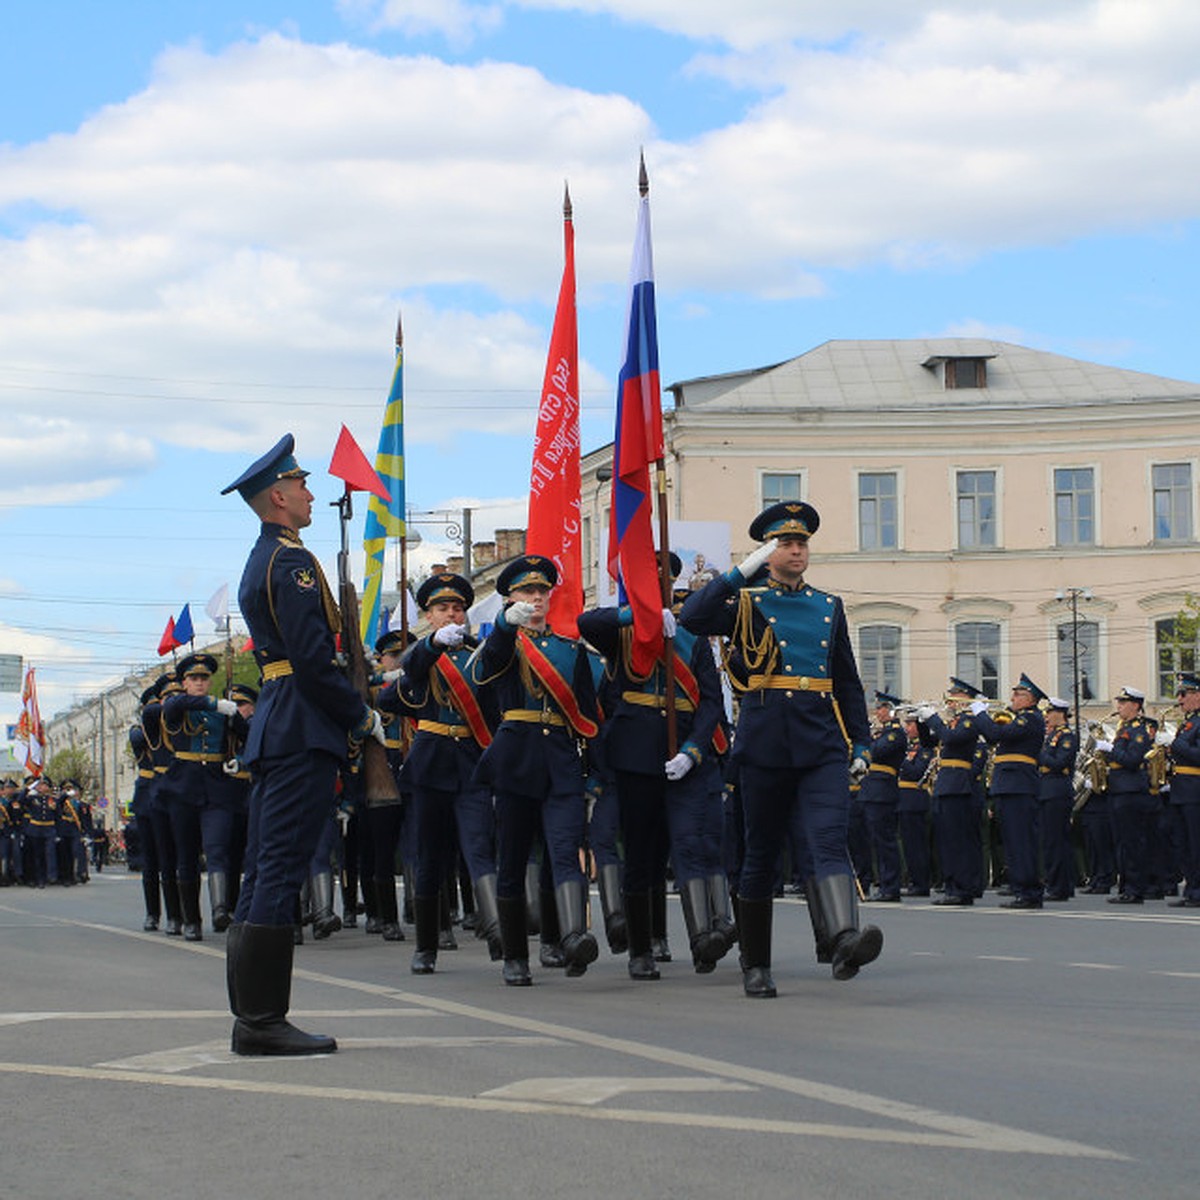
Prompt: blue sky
<box><xmin>2</xmin><ymin>0</ymin><xmax>1200</xmax><ymax>729</ymax></box>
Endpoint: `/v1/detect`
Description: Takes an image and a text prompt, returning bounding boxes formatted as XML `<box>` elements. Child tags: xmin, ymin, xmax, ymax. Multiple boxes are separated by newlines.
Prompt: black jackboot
<box><xmin>597</xmin><ymin>863</ymin><xmax>628</xmax><ymax>954</ymax></box>
<box><xmin>472</xmin><ymin>873</ymin><xmax>503</xmax><ymax>961</ymax></box>
<box><xmin>817</xmin><ymin>873</ymin><xmax>883</xmax><ymax>981</ymax></box>
<box><xmin>378</xmin><ymin>876</ymin><xmax>405</xmax><ymax>941</ymax></box>
<box><xmin>341</xmin><ymin>870</ymin><xmax>359</xmax><ymax>928</ymax></box>
<box><xmin>311</xmin><ymin>871</ymin><xmax>343</xmax><ymax>940</ymax></box>
<box><xmin>142</xmin><ymin>872</ymin><xmax>161</xmax><ymax>931</ymax></box>
<box><xmin>162</xmin><ymin>878</ymin><xmax>183</xmax><ymax>936</ymax></box>
<box><xmin>650</xmin><ymin>884</ymin><xmax>672</xmax><ymax>962</ymax></box>
<box><xmin>708</xmin><ymin>872</ymin><xmax>737</xmax><ymax>952</ymax></box>
<box><xmin>803</xmin><ymin>877</ymin><xmax>834</xmax><ymax>964</ymax></box>
<box><xmin>738</xmin><ymin>896</ymin><xmax>776</xmax><ymax>998</ymax></box>
<box><xmin>524</xmin><ymin>862</ymin><xmax>542</xmax><ymax>935</ymax></box>
<box><xmin>231</xmin><ymin>923</ymin><xmax>336</xmax><ymax>1056</ymax></box>
<box><xmin>208</xmin><ymin>871</ymin><xmax>231</xmax><ymax>933</ymax></box>
<box><xmin>623</xmin><ymin>890</ymin><xmax>660</xmax><ymax>980</ymax></box>
<box><xmin>555</xmin><ymin>880</ymin><xmax>599</xmax><ymax>977</ymax></box>
<box><xmin>180</xmin><ymin>878</ymin><xmax>203</xmax><ymax>941</ymax></box>
<box><xmin>539</xmin><ymin>887</ymin><xmax>566</xmax><ymax>968</ymax></box>
<box><xmin>411</xmin><ymin>895</ymin><xmax>439</xmax><ymax>974</ymax></box>
<box><xmin>361</xmin><ymin>877</ymin><xmax>381</xmax><ymax>934</ymax></box>
<box><xmin>497</xmin><ymin>895</ymin><xmax>531</xmax><ymax>986</ymax></box>
<box><xmin>680</xmin><ymin>876</ymin><xmax>725</xmax><ymax>973</ymax></box>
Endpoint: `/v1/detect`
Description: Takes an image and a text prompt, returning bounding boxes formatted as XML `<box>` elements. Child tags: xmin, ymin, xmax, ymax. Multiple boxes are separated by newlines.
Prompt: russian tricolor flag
<box><xmin>607</xmin><ymin>179</ymin><xmax>666</xmax><ymax>677</ymax></box>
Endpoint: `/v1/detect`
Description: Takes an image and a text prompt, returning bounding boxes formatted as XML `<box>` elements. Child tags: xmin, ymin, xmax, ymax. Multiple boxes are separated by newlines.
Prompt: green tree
<box><xmin>46</xmin><ymin>745</ymin><xmax>99</xmax><ymax>793</ymax></box>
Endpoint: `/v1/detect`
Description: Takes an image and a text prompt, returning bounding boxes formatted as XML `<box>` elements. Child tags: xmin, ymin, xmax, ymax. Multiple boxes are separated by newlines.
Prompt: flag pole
<box><xmin>395</xmin><ymin>311</ymin><xmax>410</xmax><ymax>646</ymax></box>
<box><xmin>640</xmin><ymin>153</ymin><xmax>679</xmax><ymax>757</ymax></box>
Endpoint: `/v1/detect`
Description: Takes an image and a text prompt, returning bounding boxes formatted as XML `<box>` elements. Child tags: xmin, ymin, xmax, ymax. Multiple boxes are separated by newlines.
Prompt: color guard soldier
<box><xmin>861</xmin><ymin>691</ymin><xmax>906</xmax><ymax>902</ymax></box>
<box><xmin>680</xmin><ymin>501</ymin><xmax>880</xmax><ymax>997</ymax></box>
<box><xmin>470</xmin><ymin>555</ymin><xmax>600</xmax><ymax>985</ymax></box>
<box><xmin>1095</xmin><ymin>686</ymin><xmax>1153</xmax><ymax>903</ymax></box>
<box><xmin>222</xmin><ymin>433</ymin><xmax>385</xmax><ymax>1055</ymax></box>
<box><xmin>23</xmin><ymin>775</ymin><xmax>58</xmax><ymax>887</ymax></box>
<box><xmin>1038</xmin><ymin>696</ymin><xmax>1077</xmax><ymax>901</ymax></box>
<box><xmin>1167</xmin><ymin>671</ymin><xmax>1200</xmax><ymax>907</ymax></box>
<box><xmin>974</xmin><ymin>674</ymin><xmax>1047</xmax><ymax>909</ymax></box>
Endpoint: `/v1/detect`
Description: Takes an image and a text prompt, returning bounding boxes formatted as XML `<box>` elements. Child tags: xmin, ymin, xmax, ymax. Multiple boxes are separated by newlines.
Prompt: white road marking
<box><xmin>1067</xmin><ymin>962</ymin><xmax>1124</xmax><ymax>971</ymax></box>
<box><xmin>0</xmin><ymin>1007</ymin><xmax>435</xmax><ymax>1027</ymax></box>
<box><xmin>976</xmin><ymin>955</ymin><xmax>1030</xmax><ymax>962</ymax></box>
<box><xmin>480</xmin><ymin>1076</ymin><xmax>754</xmax><ymax>1106</ymax></box>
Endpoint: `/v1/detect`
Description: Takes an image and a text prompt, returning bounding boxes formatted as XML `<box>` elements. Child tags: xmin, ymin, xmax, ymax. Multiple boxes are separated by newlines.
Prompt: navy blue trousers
<box><xmin>495</xmin><ymin>789</ymin><xmax>586</xmax><ymax>898</ymax></box>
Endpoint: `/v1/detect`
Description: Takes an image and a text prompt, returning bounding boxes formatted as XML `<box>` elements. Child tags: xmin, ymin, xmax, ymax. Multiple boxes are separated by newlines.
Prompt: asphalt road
<box><xmin>2</xmin><ymin>874</ymin><xmax>1197</xmax><ymax>1200</ymax></box>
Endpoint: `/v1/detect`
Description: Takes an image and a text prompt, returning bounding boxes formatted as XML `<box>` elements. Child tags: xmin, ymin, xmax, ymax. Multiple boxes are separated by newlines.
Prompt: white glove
<box><xmin>1094</xmin><ymin>740</ymin><xmax>1113</xmax><ymax>753</ymax></box>
<box><xmin>222</xmin><ymin>758</ymin><xmax>240</xmax><ymax>776</ymax></box>
<box><xmin>215</xmin><ymin>698</ymin><xmax>238</xmax><ymax>717</ymax></box>
<box><xmin>1155</xmin><ymin>729</ymin><xmax>1173</xmax><ymax>746</ymax></box>
<box><xmin>664</xmin><ymin>752</ymin><xmax>694</xmax><ymax>781</ymax></box>
<box><xmin>368</xmin><ymin>710</ymin><xmax>388</xmax><ymax>746</ymax></box>
<box><xmin>506</xmin><ymin>600</ymin><xmax>538</xmax><ymax>628</ymax></box>
<box><xmin>849</xmin><ymin>756</ymin><xmax>869</xmax><ymax>784</ymax></box>
<box><xmin>661</xmin><ymin>608</ymin><xmax>677</xmax><ymax>638</ymax></box>
<box><xmin>380</xmin><ymin>668</ymin><xmax>402</xmax><ymax>683</ymax></box>
<box><xmin>433</xmin><ymin>622</ymin><xmax>467</xmax><ymax>648</ymax></box>
<box><xmin>969</xmin><ymin>700</ymin><xmax>988</xmax><ymax>716</ymax></box>
<box><xmin>916</xmin><ymin>704</ymin><xmax>937</xmax><ymax>722</ymax></box>
<box><xmin>736</xmin><ymin>538</ymin><xmax>778</xmax><ymax>579</ymax></box>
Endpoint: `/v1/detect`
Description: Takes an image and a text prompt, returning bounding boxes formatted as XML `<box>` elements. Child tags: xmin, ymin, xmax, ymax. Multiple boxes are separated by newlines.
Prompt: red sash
<box><xmin>673</xmin><ymin>650</ymin><xmax>729</xmax><ymax>755</ymax></box>
<box><xmin>518</xmin><ymin>631</ymin><xmax>599</xmax><ymax>738</ymax></box>
<box><xmin>434</xmin><ymin>653</ymin><xmax>493</xmax><ymax>749</ymax></box>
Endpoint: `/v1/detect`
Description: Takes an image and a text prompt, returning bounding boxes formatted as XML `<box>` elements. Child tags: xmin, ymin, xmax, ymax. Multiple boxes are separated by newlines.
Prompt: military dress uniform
<box><xmin>1167</xmin><ymin>672</ymin><xmax>1200</xmax><ymax>906</ymax></box>
<box><xmin>129</xmin><ymin>711</ymin><xmax>163</xmax><ymax>929</ymax></box>
<box><xmin>223</xmin><ymin>433</ymin><xmax>378</xmax><ymax>1056</ymax></box>
<box><xmin>471</xmin><ymin>555</ymin><xmax>600</xmax><ymax>985</ymax></box>
<box><xmin>897</xmin><ymin>730</ymin><xmax>934</xmax><ymax>896</ymax></box>
<box><xmin>23</xmin><ymin>778</ymin><xmax>58</xmax><ymax>887</ymax></box>
<box><xmin>1104</xmin><ymin>688</ymin><xmax>1154</xmax><ymax>903</ymax></box>
<box><xmin>679</xmin><ymin>501</ymin><xmax>880</xmax><ymax>996</ymax></box>
<box><xmin>55</xmin><ymin>783</ymin><xmax>87</xmax><ymax>885</ymax></box>
<box><xmin>140</xmin><ymin>676</ymin><xmax>185</xmax><ymax>933</ymax></box>
<box><xmin>861</xmin><ymin>694</ymin><xmax>907</xmax><ymax>902</ymax></box>
<box><xmin>0</xmin><ymin>783</ymin><xmax>17</xmax><ymax>885</ymax></box>
<box><xmin>1038</xmin><ymin>700</ymin><xmax>1077</xmax><ymax>901</ymax></box>
<box><xmin>974</xmin><ymin>675</ymin><xmax>1047</xmax><ymax>909</ymax></box>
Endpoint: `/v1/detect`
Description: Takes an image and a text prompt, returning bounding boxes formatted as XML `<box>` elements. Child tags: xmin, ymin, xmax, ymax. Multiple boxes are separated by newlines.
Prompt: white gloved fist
<box><xmin>916</xmin><ymin>704</ymin><xmax>937</xmax><ymax>722</ymax></box>
<box><xmin>661</xmin><ymin>608</ymin><xmax>677</xmax><ymax>638</ymax></box>
<box><xmin>215</xmin><ymin>698</ymin><xmax>238</xmax><ymax>717</ymax></box>
<box><xmin>969</xmin><ymin>700</ymin><xmax>988</xmax><ymax>716</ymax></box>
<box><xmin>736</xmin><ymin>538</ymin><xmax>778</xmax><ymax>580</ymax></box>
<box><xmin>380</xmin><ymin>668</ymin><xmax>402</xmax><ymax>683</ymax></box>
<box><xmin>222</xmin><ymin>758</ymin><xmax>240</xmax><ymax>776</ymax></box>
<box><xmin>506</xmin><ymin>600</ymin><xmax>538</xmax><ymax>628</ymax></box>
<box><xmin>433</xmin><ymin>622</ymin><xmax>467</xmax><ymax>648</ymax></box>
<box><xmin>368</xmin><ymin>710</ymin><xmax>388</xmax><ymax>746</ymax></box>
<box><xmin>849</xmin><ymin>756</ymin><xmax>869</xmax><ymax>784</ymax></box>
<box><xmin>1094</xmin><ymin>739</ymin><xmax>1113</xmax><ymax>753</ymax></box>
<box><xmin>1155</xmin><ymin>729</ymin><xmax>1173</xmax><ymax>746</ymax></box>
<box><xmin>664</xmin><ymin>752</ymin><xmax>694</xmax><ymax>781</ymax></box>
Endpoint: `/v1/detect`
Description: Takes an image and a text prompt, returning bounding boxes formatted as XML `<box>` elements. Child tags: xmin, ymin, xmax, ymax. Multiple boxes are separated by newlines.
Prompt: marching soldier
<box><xmin>222</xmin><ymin>433</ymin><xmax>385</xmax><ymax>1055</ymax></box>
<box><xmin>680</xmin><ymin>501</ymin><xmax>879</xmax><ymax>997</ymax></box>
<box><xmin>1095</xmin><ymin>686</ymin><xmax>1154</xmax><ymax>903</ymax></box>
<box><xmin>1167</xmin><ymin>671</ymin><xmax>1200</xmax><ymax>907</ymax></box>
<box><xmin>861</xmin><ymin>691</ymin><xmax>906</xmax><ymax>902</ymax></box>
<box><xmin>1039</xmin><ymin>697</ymin><xmax>1077</xmax><ymax>901</ymax></box>
<box><xmin>129</xmin><ymin>692</ymin><xmax>163</xmax><ymax>929</ymax></box>
<box><xmin>470</xmin><ymin>555</ymin><xmax>600</xmax><ymax>985</ymax></box>
<box><xmin>974</xmin><ymin>674</ymin><xmax>1047</xmax><ymax>910</ymax></box>
<box><xmin>23</xmin><ymin>776</ymin><xmax>58</xmax><ymax>887</ymax></box>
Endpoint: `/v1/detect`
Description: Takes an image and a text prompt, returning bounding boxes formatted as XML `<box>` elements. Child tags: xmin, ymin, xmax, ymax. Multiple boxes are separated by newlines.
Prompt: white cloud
<box><xmin>340</xmin><ymin>0</ymin><xmax>503</xmax><ymax>46</ymax></box>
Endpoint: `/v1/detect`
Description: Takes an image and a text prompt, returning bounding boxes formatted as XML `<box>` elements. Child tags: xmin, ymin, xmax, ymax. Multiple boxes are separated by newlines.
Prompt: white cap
<box><xmin>1047</xmin><ymin>696</ymin><xmax>1071</xmax><ymax>711</ymax></box>
<box><xmin>1115</xmin><ymin>685</ymin><xmax>1145</xmax><ymax>703</ymax></box>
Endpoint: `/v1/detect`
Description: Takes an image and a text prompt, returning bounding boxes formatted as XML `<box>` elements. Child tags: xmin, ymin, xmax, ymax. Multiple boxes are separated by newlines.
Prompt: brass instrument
<box><xmin>1073</xmin><ymin>719</ymin><xmax>1115</xmax><ymax>810</ymax></box>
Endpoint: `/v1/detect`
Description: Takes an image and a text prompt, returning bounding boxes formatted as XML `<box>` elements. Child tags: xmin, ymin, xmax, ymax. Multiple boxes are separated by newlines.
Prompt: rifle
<box><xmin>335</xmin><ymin>489</ymin><xmax>401</xmax><ymax>805</ymax></box>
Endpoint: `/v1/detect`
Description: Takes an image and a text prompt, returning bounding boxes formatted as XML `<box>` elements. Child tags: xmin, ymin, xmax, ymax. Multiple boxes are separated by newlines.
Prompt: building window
<box><xmin>955</xmin><ymin>621</ymin><xmax>1000</xmax><ymax>699</ymax></box>
<box><xmin>1056</xmin><ymin>619</ymin><xmax>1098</xmax><ymax>703</ymax></box>
<box><xmin>1156</xmin><ymin>616</ymin><xmax>1199</xmax><ymax>700</ymax></box>
<box><xmin>761</xmin><ymin>472</ymin><xmax>802</xmax><ymax>507</ymax></box>
<box><xmin>946</xmin><ymin>357</ymin><xmax>987</xmax><ymax>389</ymax></box>
<box><xmin>858</xmin><ymin>625</ymin><xmax>901</xmax><ymax>697</ymax></box>
<box><xmin>957</xmin><ymin>470</ymin><xmax>996</xmax><ymax>549</ymax></box>
<box><xmin>858</xmin><ymin>472</ymin><xmax>898</xmax><ymax>551</ymax></box>
<box><xmin>1054</xmin><ymin>467</ymin><xmax>1095</xmax><ymax>546</ymax></box>
<box><xmin>1152</xmin><ymin>463</ymin><xmax>1193</xmax><ymax>542</ymax></box>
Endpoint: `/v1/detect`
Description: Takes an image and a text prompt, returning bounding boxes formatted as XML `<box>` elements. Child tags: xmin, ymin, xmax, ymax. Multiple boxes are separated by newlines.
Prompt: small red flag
<box><xmin>329</xmin><ymin>425</ymin><xmax>391</xmax><ymax>501</ymax></box>
<box><xmin>240</xmin><ymin>637</ymin><xmax>254</xmax><ymax>653</ymax></box>
<box><xmin>157</xmin><ymin>616</ymin><xmax>179</xmax><ymax>657</ymax></box>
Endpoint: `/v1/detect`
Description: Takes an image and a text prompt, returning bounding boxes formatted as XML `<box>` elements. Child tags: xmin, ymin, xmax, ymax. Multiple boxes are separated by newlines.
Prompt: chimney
<box><xmin>446</xmin><ymin>555</ymin><xmax>464</xmax><ymax>575</ymax></box>
<box><xmin>495</xmin><ymin>528</ymin><xmax>527</xmax><ymax>561</ymax></box>
<box><xmin>473</xmin><ymin>541</ymin><xmax>497</xmax><ymax>567</ymax></box>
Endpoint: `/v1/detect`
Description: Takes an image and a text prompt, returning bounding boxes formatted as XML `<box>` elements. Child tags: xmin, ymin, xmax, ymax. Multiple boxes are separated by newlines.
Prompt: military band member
<box><xmin>1095</xmin><ymin>686</ymin><xmax>1153</xmax><ymax>904</ymax></box>
<box><xmin>222</xmin><ymin>433</ymin><xmax>385</xmax><ymax>1055</ymax></box>
<box><xmin>897</xmin><ymin>713</ymin><xmax>935</xmax><ymax>896</ymax></box>
<box><xmin>0</xmin><ymin>778</ymin><xmax>18</xmax><ymax>885</ymax></box>
<box><xmin>470</xmin><ymin>555</ymin><xmax>600</xmax><ymax>985</ymax></box>
<box><xmin>861</xmin><ymin>691</ymin><xmax>906</xmax><ymax>902</ymax></box>
<box><xmin>1038</xmin><ymin>697</ymin><xmax>1077</xmax><ymax>901</ymax></box>
<box><xmin>56</xmin><ymin>781</ymin><xmax>87</xmax><ymax>884</ymax></box>
<box><xmin>1167</xmin><ymin>672</ymin><xmax>1200</xmax><ymax>907</ymax></box>
<box><xmin>680</xmin><ymin>501</ymin><xmax>880</xmax><ymax>997</ymax></box>
<box><xmin>973</xmin><ymin>674</ymin><xmax>1047</xmax><ymax>909</ymax></box>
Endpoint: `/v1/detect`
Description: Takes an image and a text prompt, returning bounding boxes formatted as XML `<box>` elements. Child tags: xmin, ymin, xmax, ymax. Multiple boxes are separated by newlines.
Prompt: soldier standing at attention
<box><xmin>1038</xmin><ymin>697</ymin><xmax>1077</xmax><ymax>901</ymax></box>
<box><xmin>1096</xmin><ymin>686</ymin><xmax>1155</xmax><ymax>904</ymax></box>
<box><xmin>221</xmin><ymin>433</ymin><xmax>385</xmax><ymax>1055</ymax></box>
<box><xmin>680</xmin><ymin>502</ymin><xmax>880</xmax><ymax>998</ymax></box>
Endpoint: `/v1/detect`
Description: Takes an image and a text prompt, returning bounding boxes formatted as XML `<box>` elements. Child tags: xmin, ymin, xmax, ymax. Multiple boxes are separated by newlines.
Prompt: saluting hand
<box><xmin>214</xmin><ymin>698</ymin><xmax>238</xmax><ymax>717</ymax></box>
<box><xmin>735</xmin><ymin>538</ymin><xmax>777</xmax><ymax>580</ymax></box>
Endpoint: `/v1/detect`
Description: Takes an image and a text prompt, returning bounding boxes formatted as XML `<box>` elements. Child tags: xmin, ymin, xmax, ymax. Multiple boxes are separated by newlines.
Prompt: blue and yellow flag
<box><xmin>360</xmin><ymin>323</ymin><xmax>406</xmax><ymax>646</ymax></box>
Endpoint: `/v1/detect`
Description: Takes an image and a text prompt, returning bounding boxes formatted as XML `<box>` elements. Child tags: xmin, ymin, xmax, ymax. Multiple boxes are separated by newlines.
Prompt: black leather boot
<box><xmin>650</xmin><ymin>884</ymin><xmax>672</xmax><ymax>962</ymax></box>
<box><xmin>208</xmin><ymin>871</ymin><xmax>231</xmax><ymax>933</ymax></box>
<box><xmin>524</xmin><ymin>862</ymin><xmax>542</xmax><ymax>935</ymax></box>
<box><xmin>472</xmin><ymin>873</ymin><xmax>503</xmax><ymax>961</ymax></box>
<box><xmin>311</xmin><ymin>871</ymin><xmax>343</xmax><ymax>939</ymax></box>
<box><xmin>555</xmin><ymin>880</ymin><xmax>599</xmax><ymax>977</ymax></box>
<box><xmin>498</xmin><ymin>895</ymin><xmax>531</xmax><ymax>986</ymax></box>
<box><xmin>341</xmin><ymin>870</ymin><xmax>359</xmax><ymax>927</ymax></box>
<box><xmin>180</xmin><ymin>877</ymin><xmax>203</xmax><ymax>941</ymax></box>
<box><xmin>817</xmin><ymin>873</ymin><xmax>883</xmax><ymax>981</ymax></box>
<box><xmin>162</xmin><ymin>877</ymin><xmax>183</xmax><ymax>936</ymax></box>
<box><xmin>378</xmin><ymin>876</ymin><xmax>405</xmax><ymax>941</ymax></box>
<box><xmin>803</xmin><ymin>877</ymin><xmax>834</xmax><ymax>964</ymax></box>
<box><xmin>597</xmin><ymin>862</ymin><xmax>628</xmax><ymax>954</ymax></box>
<box><xmin>680</xmin><ymin>876</ymin><xmax>725</xmax><ymax>973</ymax></box>
<box><xmin>361</xmin><ymin>878</ymin><xmax>381</xmax><ymax>934</ymax></box>
<box><xmin>738</xmin><ymin>896</ymin><xmax>776</xmax><ymax>998</ymax></box>
<box><xmin>623</xmin><ymin>890</ymin><xmax>660</xmax><ymax>980</ymax></box>
<box><xmin>142</xmin><ymin>872</ymin><xmax>161</xmax><ymax>931</ymax></box>
<box><xmin>708</xmin><ymin>872</ymin><xmax>736</xmax><ymax>952</ymax></box>
<box><xmin>438</xmin><ymin>881</ymin><xmax>458</xmax><ymax>951</ymax></box>
<box><xmin>539</xmin><ymin>887</ymin><xmax>566</xmax><ymax>968</ymax></box>
<box><xmin>231</xmin><ymin>924</ymin><xmax>336</xmax><ymax>1055</ymax></box>
<box><xmin>226</xmin><ymin>922</ymin><xmax>243</xmax><ymax>1016</ymax></box>
<box><xmin>411</xmin><ymin>895</ymin><xmax>439</xmax><ymax>974</ymax></box>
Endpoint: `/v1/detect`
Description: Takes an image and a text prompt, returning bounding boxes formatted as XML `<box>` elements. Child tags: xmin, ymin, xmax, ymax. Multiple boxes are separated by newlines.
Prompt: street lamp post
<box><xmin>1057</xmin><ymin>587</ymin><xmax>1092</xmax><ymax>735</ymax></box>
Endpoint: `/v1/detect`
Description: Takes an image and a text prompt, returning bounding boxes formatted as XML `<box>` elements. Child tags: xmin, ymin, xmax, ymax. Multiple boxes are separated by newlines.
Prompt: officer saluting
<box><xmin>221</xmin><ymin>433</ymin><xmax>385</xmax><ymax>1056</ymax></box>
<box><xmin>680</xmin><ymin>501</ymin><xmax>881</xmax><ymax>997</ymax></box>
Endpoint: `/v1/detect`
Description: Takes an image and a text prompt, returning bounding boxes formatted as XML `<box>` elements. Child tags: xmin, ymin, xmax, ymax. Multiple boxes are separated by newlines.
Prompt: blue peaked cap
<box><xmin>220</xmin><ymin>433</ymin><xmax>309</xmax><ymax>503</ymax></box>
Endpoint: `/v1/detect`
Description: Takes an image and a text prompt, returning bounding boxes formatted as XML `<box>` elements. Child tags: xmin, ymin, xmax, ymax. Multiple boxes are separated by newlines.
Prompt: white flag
<box><xmin>206</xmin><ymin>583</ymin><xmax>230</xmax><ymax>625</ymax></box>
